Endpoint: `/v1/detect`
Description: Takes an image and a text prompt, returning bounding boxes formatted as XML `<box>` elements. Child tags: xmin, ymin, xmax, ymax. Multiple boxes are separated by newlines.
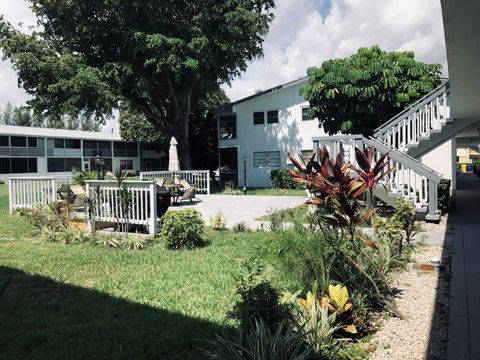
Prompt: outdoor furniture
<box><xmin>178</xmin><ymin>179</ymin><xmax>196</xmax><ymax>202</ymax></box>
<box><xmin>57</xmin><ymin>184</ymin><xmax>86</xmax><ymax>208</ymax></box>
<box><xmin>155</xmin><ymin>178</ymin><xmax>165</xmax><ymax>187</ymax></box>
<box><xmin>164</xmin><ymin>183</ymin><xmax>183</xmax><ymax>204</ymax></box>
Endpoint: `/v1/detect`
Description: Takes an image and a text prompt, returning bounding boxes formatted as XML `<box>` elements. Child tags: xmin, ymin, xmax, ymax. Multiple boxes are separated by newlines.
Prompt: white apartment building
<box><xmin>0</xmin><ymin>125</ymin><xmax>164</xmax><ymax>180</ymax></box>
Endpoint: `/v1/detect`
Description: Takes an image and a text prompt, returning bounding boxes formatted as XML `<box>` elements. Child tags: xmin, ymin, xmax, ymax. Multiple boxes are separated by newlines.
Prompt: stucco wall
<box><xmin>420</xmin><ymin>139</ymin><xmax>455</xmax><ymax>182</ymax></box>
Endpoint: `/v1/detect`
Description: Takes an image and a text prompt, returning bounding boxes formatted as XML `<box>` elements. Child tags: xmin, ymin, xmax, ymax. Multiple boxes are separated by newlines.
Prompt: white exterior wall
<box><xmin>232</xmin><ymin>82</ymin><xmax>326</xmax><ymax>187</ymax></box>
<box><xmin>420</xmin><ymin>140</ymin><xmax>454</xmax><ymax>180</ymax></box>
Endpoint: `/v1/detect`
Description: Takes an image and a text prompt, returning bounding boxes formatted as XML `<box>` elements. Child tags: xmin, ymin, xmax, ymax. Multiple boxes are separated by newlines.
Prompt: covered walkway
<box><xmin>447</xmin><ymin>173</ymin><xmax>480</xmax><ymax>360</ymax></box>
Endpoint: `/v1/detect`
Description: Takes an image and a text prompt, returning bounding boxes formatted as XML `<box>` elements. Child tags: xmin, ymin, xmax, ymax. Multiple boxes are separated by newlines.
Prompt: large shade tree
<box><xmin>301</xmin><ymin>46</ymin><xmax>442</xmax><ymax>136</ymax></box>
<box><xmin>0</xmin><ymin>0</ymin><xmax>275</xmax><ymax>168</ymax></box>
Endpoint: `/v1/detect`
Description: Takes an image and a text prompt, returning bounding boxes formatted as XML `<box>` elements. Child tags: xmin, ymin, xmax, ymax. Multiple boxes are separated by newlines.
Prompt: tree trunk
<box><xmin>170</xmin><ymin>87</ymin><xmax>193</xmax><ymax>170</ymax></box>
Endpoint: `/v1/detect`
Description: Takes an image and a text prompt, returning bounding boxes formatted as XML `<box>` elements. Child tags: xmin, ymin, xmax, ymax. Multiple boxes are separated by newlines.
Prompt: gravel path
<box><xmin>370</xmin><ymin>246</ymin><xmax>450</xmax><ymax>360</ymax></box>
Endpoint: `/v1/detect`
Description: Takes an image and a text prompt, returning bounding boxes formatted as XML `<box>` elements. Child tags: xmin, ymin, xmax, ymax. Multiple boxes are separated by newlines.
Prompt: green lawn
<box><xmin>0</xmin><ymin>184</ymin><xmax>268</xmax><ymax>359</ymax></box>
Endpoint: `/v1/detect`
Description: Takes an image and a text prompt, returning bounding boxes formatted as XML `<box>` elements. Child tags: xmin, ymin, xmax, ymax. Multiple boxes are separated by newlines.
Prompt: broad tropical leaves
<box><xmin>301</xmin><ymin>45</ymin><xmax>442</xmax><ymax>136</ymax></box>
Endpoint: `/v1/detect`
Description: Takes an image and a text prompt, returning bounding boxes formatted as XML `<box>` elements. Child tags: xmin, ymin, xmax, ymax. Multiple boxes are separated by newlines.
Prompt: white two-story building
<box><xmin>217</xmin><ymin>76</ymin><xmax>455</xmax><ymax>190</ymax></box>
<box><xmin>217</xmin><ymin>76</ymin><xmax>329</xmax><ymax>187</ymax></box>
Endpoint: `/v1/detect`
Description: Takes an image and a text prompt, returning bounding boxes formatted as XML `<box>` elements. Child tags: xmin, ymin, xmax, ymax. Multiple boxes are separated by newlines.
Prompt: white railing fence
<box><xmin>139</xmin><ymin>170</ymin><xmax>210</xmax><ymax>194</ymax></box>
<box><xmin>85</xmin><ymin>180</ymin><xmax>159</xmax><ymax>236</ymax></box>
<box><xmin>8</xmin><ymin>176</ymin><xmax>71</xmax><ymax>214</ymax></box>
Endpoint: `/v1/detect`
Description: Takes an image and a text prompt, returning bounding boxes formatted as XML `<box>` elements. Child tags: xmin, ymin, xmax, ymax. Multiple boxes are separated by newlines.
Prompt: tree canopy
<box><xmin>0</xmin><ymin>0</ymin><xmax>275</xmax><ymax>168</ymax></box>
<box><xmin>301</xmin><ymin>46</ymin><xmax>442</xmax><ymax>136</ymax></box>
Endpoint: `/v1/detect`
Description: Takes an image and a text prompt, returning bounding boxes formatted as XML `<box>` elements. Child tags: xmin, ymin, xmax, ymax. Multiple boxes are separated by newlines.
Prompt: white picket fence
<box><xmin>85</xmin><ymin>180</ymin><xmax>159</xmax><ymax>236</ymax></box>
<box><xmin>8</xmin><ymin>176</ymin><xmax>71</xmax><ymax>214</ymax></box>
<box><xmin>139</xmin><ymin>170</ymin><xmax>210</xmax><ymax>194</ymax></box>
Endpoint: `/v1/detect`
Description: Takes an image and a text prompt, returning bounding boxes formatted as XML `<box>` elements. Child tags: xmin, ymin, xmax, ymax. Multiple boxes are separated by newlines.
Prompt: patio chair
<box><xmin>179</xmin><ymin>179</ymin><xmax>196</xmax><ymax>202</ymax></box>
<box><xmin>155</xmin><ymin>178</ymin><xmax>165</xmax><ymax>187</ymax></box>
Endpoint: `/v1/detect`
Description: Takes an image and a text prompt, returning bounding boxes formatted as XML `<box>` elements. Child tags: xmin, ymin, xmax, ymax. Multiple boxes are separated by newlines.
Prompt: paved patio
<box><xmin>168</xmin><ymin>194</ymin><xmax>307</xmax><ymax>229</ymax></box>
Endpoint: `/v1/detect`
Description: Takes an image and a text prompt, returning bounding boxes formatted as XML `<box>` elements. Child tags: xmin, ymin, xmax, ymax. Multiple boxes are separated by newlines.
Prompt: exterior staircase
<box><xmin>312</xmin><ymin>80</ymin><xmax>463</xmax><ymax>221</ymax></box>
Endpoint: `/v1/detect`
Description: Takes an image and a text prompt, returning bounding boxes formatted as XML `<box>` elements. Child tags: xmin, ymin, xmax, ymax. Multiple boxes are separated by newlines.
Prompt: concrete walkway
<box><xmin>447</xmin><ymin>174</ymin><xmax>480</xmax><ymax>360</ymax></box>
<box><xmin>167</xmin><ymin>194</ymin><xmax>307</xmax><ymax>229</ymax></box>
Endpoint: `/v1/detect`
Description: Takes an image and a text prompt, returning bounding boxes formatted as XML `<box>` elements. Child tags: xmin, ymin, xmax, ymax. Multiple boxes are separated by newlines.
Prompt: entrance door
<box><xmin>83</xmin><ymin>160</ymin><xmax>90</xmax><ymax>172</ymax></box>
<box><xmin>219</xmin><ymin>147</ymin><xmax>238</xmax><ymax>186</ymax></box>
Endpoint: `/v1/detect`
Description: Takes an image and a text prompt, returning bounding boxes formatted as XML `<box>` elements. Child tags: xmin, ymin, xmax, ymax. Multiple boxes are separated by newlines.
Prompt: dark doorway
<box><xmin>219</xmin><ymin>147</ymin><xmax>238</xmax><ymax>186</ymax></box>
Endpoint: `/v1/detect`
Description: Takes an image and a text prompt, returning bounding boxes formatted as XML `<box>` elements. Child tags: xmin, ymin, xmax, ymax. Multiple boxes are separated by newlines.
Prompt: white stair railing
<box><xmin>312</xmin><ymin>135</ymin><xmax>443</xmax><ymax>220</ymax></box>
<box><xmin>139</xmin><ymin>170</ymin><xmax>210</xmax><ymax>194</ymax></box>
<box><xmin>374</xmin><ymin>81</ymin><xmax>450</xmax><ymax>151</ymax></box>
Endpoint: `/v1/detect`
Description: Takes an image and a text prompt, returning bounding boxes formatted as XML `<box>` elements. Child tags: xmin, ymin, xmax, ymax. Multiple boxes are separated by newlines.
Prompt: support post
<box><xmin>8</xmin><ymin>179</ymin><xmax>13</xmax><ymax>215</ymax></box>
<box><xmin>426</xmin><ymin>179</ymin><xmax>439</xmax><ymax>220</ymax></box>
<box><xmin>86</xmin><ymin>182</ymin><xmax>92</xmax><ymax>232</ymax></box>
<box><xmin>207</xmin><ymin>170</ymin><xmax>211</xmax><ymax>195</ymax></box>
<box><xmin>149</xmin><ymin>182</ymin><xmax>157</xmax><ymax>237</ymax></box>
<box><xmin>51</xmin><ymin>178</ymin><xmax>57</xmax><ymax>204</ymax></box>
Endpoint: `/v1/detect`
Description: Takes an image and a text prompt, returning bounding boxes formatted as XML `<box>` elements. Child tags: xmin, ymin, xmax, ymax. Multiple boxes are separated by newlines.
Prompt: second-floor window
<box><xmin>219</xmin><ymin>114</ymin><xmax>236</xmax><ymax>139</ymax></box>
<box><xmin>253</xmin><ymin>111</ymin><xmax>265</xmax><ymax>125</ymax></box>
<box><xmin>10</xmin><ymin>136</ymin><xmax>26</xmax><ymax>147</ymax></box>
<box><xmin>302</xmin><ymin>107</ymin><xmax>313</xmax><ymax>121</ymax></box>
<box><xmin>0</xmin><ymin>136</ymin><xmax>8</xmax><ymax>147</ymax></box>
<box><xmin>267</xmin><ymin>110</ymin><xmax>279</xmax><ymax>124</ymax></box>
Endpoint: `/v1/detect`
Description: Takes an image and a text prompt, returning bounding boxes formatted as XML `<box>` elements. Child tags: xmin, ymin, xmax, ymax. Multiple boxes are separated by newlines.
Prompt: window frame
<box><xmin>266</xmin><ymin>109</ymin><xmax>279</xmax><ymax>124</ymax></box>
<box><xmin>10</xmin><ymin>136</ymin><xmax>27</xmax><ymax>147</ymax></box>
<box><xmin>253</xmin><ymin>111</ymin><xmax>265</xmax><ymax>125</ymax></box>
<box><xmin>301</xmin><ymin>106</ymin><xmax>313</xmax><ymax>121</ymax></box>
<box><xmin>253</xmin><ymin>151</ymin><xmax>281</xmax><ymax>168</ymax></box>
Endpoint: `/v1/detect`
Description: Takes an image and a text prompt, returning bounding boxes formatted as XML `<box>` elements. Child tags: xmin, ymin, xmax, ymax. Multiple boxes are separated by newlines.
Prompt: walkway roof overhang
<box><xmin>442</xmin><ymin>0</ymin><xmax>480</xmax><ymax>120</ymax></box>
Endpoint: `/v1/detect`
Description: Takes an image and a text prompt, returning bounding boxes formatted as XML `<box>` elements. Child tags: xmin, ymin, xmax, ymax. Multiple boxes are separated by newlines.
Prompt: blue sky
<box><xmin>0</xmin><ymin>0</ymin><xmax>447</xmax><ymax>107</ymax></box>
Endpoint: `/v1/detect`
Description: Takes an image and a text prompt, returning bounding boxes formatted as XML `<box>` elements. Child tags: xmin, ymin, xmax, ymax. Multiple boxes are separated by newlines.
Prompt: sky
<box><xmin>0</xmin><ymin>0</ymin><xmax>447</xmax><ymax>107</ymax></box>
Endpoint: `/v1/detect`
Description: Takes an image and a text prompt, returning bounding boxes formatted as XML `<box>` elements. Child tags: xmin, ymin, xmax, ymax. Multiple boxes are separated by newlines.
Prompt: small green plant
<box><xmin>39</xmin><ymin>225</ymin><xmax>64</xmax><ymax>243</ymax></box>
<box><xmin>203</xmin><ymin>318</ymin><xmax>311</xmax><ymax>360</ymax></box>
<box><xmin>61</xmin><ymin>227</ymin><xmax>93</xmax><ymax>244</ymax></box>
<box><xmin>95</xmin><ymin>236</ymin><xmax>121</xmax><ymax>249</ymax></box>
<box><xmin>160</xmin><ymin>209</ymin><xmax>205</xmax><ymax>250</ymax></box>
<box><xmin>233</xmin><ymin>221</ymin><xmax>248</xmax><ymax>232</ymax></box>
<box><xmin>72</xmin><ymin>167</ymin><xmax>97</xmax><ymax>186</ymax></box>
<box><xmin>121</xmin><ymin>235</ymin><xmax>148</xmax><ymax>250</ymax></box>
<box><xmin>18</xmin><ymin>203</ymin><xmax>66</xmax><ymax>231</ymax></box>
<box><xmin>392</xmin><ymin>197</ymin><xmax>418</xmax><ymax>252</ymax></box>
<box><xmin>222</xmin><ymin>186</ymin><xmax>243</xmax><ymax>195</ymax></box>
<box><xmin>209</xmin><ymin>211</ymin><xmax>227</xmax><ymax>230</ymax></box>
<box><xmin>296</xmin><ymin>288</ymin><xmax>344</xmax><ymax>356</ymax></box>
<box><xmin>269</xmin><ymin>208</ymin><xmax>290</xmax><ymax>232</ymax></box>
<box><xmin>231</xmin><ymin>260</ymin><xmax>282</xmax><ymax>331</ymax></box>
<box><xmin>438</xmin><ymin>179</ymin><xmax>451</xmax><ymax>212</ymax></box>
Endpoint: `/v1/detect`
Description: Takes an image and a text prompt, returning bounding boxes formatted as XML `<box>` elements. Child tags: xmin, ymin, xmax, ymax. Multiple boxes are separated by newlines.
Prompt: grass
<box><xmin>0</xmin><ymin>184</ymin><xmax>270</xmax><ymax>359</ymax></box>
<box><xmin>256</xmin><ymin>204</ymin><xmax>309</xmax><ymax>222</ymax></box>
<box><xmin>211</xmin><ymin>185</ymin><xmax>305</xmax><ymax>196</ymax></box>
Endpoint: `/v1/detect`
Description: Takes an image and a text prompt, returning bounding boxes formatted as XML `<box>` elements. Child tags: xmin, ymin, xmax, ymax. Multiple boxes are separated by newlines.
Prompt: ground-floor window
<box><xmin>253</xmin><ymin>151</ymin><xmax>281</xmax><ymax>168</ymax></box>
<box><xmin>47</xmin><ymin>158</ymin><xmax>82</xmax><ymax>172</ymax></box>
<box><xmin>141</xmin><ymin>158</ymin><xmax>163</xmax><ymax>171</ymax></box>
<box><xmin>120</xmin><ymin>159</ymin><xmax>133</xmax><ymax>170</ymax></box>
<box><xmin>0</xmin><ymin>158</ymin><xmax>37</xmax><ymax>174</ymax></box>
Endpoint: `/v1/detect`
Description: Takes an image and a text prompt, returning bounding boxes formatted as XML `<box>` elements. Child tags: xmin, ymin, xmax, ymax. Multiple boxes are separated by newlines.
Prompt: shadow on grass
<box><xmin>0</xmin><ymin>266</ymin><xmax>232</xmax><ymax>360</ymax></box>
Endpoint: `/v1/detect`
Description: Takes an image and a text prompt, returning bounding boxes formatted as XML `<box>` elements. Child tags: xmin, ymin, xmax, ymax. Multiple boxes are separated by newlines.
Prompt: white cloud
<box><xmin>223</xmin><ymin>0</ymin><xmax>447</xmax><ymax>102</ymax></box>
<box><xmin>0</xmin><ymin>0</ymin><xmax>447</xmax><ymax>108</ymax></box>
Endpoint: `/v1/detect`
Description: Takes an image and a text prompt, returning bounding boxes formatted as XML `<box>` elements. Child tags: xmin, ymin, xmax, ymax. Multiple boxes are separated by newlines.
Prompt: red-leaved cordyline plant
<box><xmin>351</xmin><ymin>147</ymin><xmax>395</xmax><ymax>207</ymax></box>
<box><xmin>287</xmin><ymin>146</ymin><xmax>386</xmax><ymax>300</ymax></box>
<box><xmin>287</xmin><ymin>146</ymin><xmax>374</xmax><ymax>238</ymax></box>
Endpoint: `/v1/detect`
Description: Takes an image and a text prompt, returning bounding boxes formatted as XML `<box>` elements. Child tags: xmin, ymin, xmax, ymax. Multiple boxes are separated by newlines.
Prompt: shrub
<box><xmin>203</xmin><ymin>318</ymin><xmax>311</xmax><ymax>360</ymax></box>
<box><xmin>391</xmin><ymin>197</ymin><xmax>418</xmax><ymax>250</ymax></box>
<box><xmin>161</xmin><ymin>209</ymin><xmax>205</xmax><ymax>250</ymax></box>
<box><xmin>209</xmin><ymin>211</ymin><xmax>227</xmax><ymax>230</ymax></box>
<box><xmin>0</xmin><ymin>179</ymin><xmax>5</xmax><ymax>185</ymax></box>
<box><xmin>269</xmin><ymin>208</ymin><xmax>293</xmax><ymax>232</ymax></box>
<box><xmin>233</xmin><ymin>221</ymin><xmax>248</xmax><ymax>232</ymax></box>
<box><xmin>18</xmin><ymin>203</ymin><xmax>66</xmax><ymax>230</ymax></box>
<box><xmin>72</xmin><ymin>168</ymin><xmax>97</xmax><ymax>186</ymax></box>
<box><xmin>270</xmin><ymin>169</ymin><xmax>302</xmax><ymax>189</ymax></box>
<box><xmin>231</xmin><ymin>260</ymin><xmax>282</xmax><ymax>331</ymax></box>
<box><xmin>438</xmin><ymin>179</ymin><xmax>451</xmax><ymax>212</ymax></box>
